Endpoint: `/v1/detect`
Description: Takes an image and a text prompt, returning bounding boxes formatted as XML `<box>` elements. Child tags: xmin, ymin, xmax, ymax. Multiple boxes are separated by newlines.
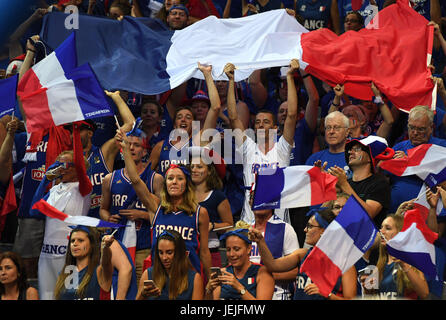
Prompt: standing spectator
<box><xmin>296</xmin><ymin>0</ymin><xmax>341</xmax><ymax>35</ymax></box>
<box><xmin>205</xmin><ymin>221</ymin><xmax>275</xmax><ymax>300</ymax></box>
<box><xmin>0</xmin><ymin>251</ymin><xmax>38</xmax><ymax>300</ymax></box>
<box><xmin>54</xmin><ymin>226</ymin><xmax>114</xmax><ymax>300</ymax></box>
<box><xmin>136</xmin><ymin>230</ymin><xmax>204</xmax><ymax>300</ymax></box>
<box><xmin>189</xmin><ymin>147</ymin><xmax>233</xmax><ymax>267</ymax></box>
<box><xmin>225</xmin><ymin>60</ymin><xmax>299</xmax><ymax>224</ymax></box>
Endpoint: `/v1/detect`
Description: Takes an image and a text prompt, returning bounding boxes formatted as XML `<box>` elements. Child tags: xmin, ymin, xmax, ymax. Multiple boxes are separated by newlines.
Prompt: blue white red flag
<box><xmin>0</xmin><ymin>74</ymin><xmax>17</xmax><ymax>118</ymax></box>
<box><xmin>32</xmin><ymin>198</ymin><xmax>125</xmax><ymax>229</ymax></box>
<box><xmin>17</xmin><ymin>32</ymin><xmax>113</xmax><ymax>133</ymax></box>
<box><xmin>379</xmin><ymin>144</ymin><xmax>446</xmax><ymax>187</ymax></box>
<box><xmin>300</xmin><ymin>196</ymin><xmax>378</xmax><ymax>297</ymax></box>
<box><xmin>251</xmin><ymin>166</ymin><xmax>338</xmax><ymax>210</ymax></box>
<box><xmin>386</xmin><ymin>208</ymin><xmax>439</xmax><ymax>279</ymax></box>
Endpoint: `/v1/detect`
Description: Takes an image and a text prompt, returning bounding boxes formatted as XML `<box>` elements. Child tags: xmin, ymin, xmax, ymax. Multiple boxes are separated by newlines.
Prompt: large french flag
<box><xmin>386</xmin><ymin>208</ymin><xmax>439</xmax><ymax>279</ymax></box>
<box><xmin>379</xmin><ymin>144</ymin><xmax>446</xmax><ymax>187</ymax></box>
<box><xmin>17</xmin><ymin>32</ymin><xmax>113</xmax><ymax>133</ymax></box>
<box><xmin>300</xmin><ymin>196</ymin><xmax>378</xmax><ymax>297</ymax></box>
<box><xmin>251</xmin><ymin>166</ymin><xmax>338</xmax><ymax>210</ymax></box>
<box><xmin>39</xmin><ymin>1</ymin><xmax>434</xmax><ymax>112</ymax></box>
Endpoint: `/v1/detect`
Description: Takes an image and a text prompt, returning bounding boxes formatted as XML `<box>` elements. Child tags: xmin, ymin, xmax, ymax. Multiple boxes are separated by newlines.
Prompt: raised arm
<box><xmin>197</xmin><ymin>63</ymin><xmax>222</xmax><ymax>133</ymax></box>
<box><xmin>0</xmin><ymin>118</ymin><xmax>18</xmax><ymax>184</ymax></box>
<box><xmin>330</xmin><ymin>0</ymin><xmax>341</xmax><ymax>35</ymax></box>
<box><xmin>225</xmin><ymin>63</ymin><xmax>246</xmax><ymax>145</ymax></box>
<box><xmin>372</xmin><ymin>82</ymin><xmax>394</xmax><ymax>139</ymax></box>
<box><xmin>301</xmin><ymin>69</ymin><xmax>319</xmax><ymax>133</ymax></box>
<box><xmin>282</xmin><ymin>59</ymin><xmax>300</xmax><ymax>145</ymax></box>
<box><xmin>97</xmin><ymin>234</ymin><xmax>114</xmax><ymax>292</ymax></box>
<box><xmin>117</xmin><ymin>129</ymin><xmax>160</xmax><ymax>216</ymax></box>
<box><xmin>100</xmin><ymin>90</ymin><xmax>136</xmax><ymax>170</ymax></box>
<box><xmin>248</xmin><ymin>69</ymin><xmax>267</xmax><ymax>110</ymax></box>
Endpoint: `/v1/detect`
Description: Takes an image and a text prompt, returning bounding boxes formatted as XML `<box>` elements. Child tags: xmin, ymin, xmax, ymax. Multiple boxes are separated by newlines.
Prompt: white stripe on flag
<box><xmin>403</xmin><ymin>145</ymin><xmax>446</xmax><ymax>179</ymax></box>
<box><xmin>388</xmin><ymin>223</ymin><xmax>436</xmax><ymax>259</ymax></box>
<box><xmin>32</xmin><ymin>52</ymin><xmax>66</xmax><ymax>86</ymax></box>
<box><xmin>315</xmin><ymin>220</ymin><xmax>365</xmax><ymax>273</ymax></box>
<box><xmin>279</xmin><ymin>167</ymin><xmax>312</xmax><ymax>207</ymax></box>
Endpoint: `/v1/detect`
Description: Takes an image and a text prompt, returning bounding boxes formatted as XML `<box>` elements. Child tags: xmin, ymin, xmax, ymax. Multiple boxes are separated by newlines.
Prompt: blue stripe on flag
<box><xmin>40</xmin><ymin>12</ymin><xmax>174</xmax><ymax>94</ymax></box>
<box><xmin>252</xmin><ymin>168</ymin><xmax>285</xmax><ymax>210</ymax></box>
<box><xmin>424</xmin><ymin>167</ymin><xmax>446</xmax><ymax>189</ymax></box>
<box><xmin>54</xmin><ymin>32</ymin><xmax>77</xmax><ymax>72</ymax></box>
<box><xmin>0</xmin><ymin>74</ymin><xmax>17</xmax><ymax>117</ymax></box>
<box><xmin>66</xmin><ymin>63</ymin><xmax>114</xmax><ymax>120</ymax></box>
<box><xmin>386</xmin><ymin>246</ymin><xmax>437</xmax><ymax>279</ymax></box>
<box><xmin>335</xmin><ymin>196</ymin><xmax>378</xmax><ymax>253</ymax></box>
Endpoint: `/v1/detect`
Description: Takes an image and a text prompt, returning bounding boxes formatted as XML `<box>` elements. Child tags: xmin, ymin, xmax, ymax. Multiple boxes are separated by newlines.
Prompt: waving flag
<box><xmin>300</xmin><ymin>0</ymin><xmax>435</xmax><ymax>112</ymax></box>
<box><xmin>32</xmin><ymin>198</ymin><xmax>125</xmax><ymax>229</ymax></box>
<box><xmin>386</xmin><ymin>208</ymin><xmax>439</xmax><ymax>279</ymax></box>
<box><xmin>17</xmin><ymin>32</ymin><xmax>113</xmax><ymax>133</ymax></box>
<box><xmin>379</xmin><ymin>144</ymin><xmax>446</xmax><ymax>186</ymax></box>
<box><xmin>251</xmin><ymin>166</ymin><xmax>337</xmax><ymax>210</ymax></box>
<box><xmin>300</xmin><ymin>196</ymin><xmax>378</xmax><ymax>297</ymax></box>
<box><xmin>412</xmin><ymin>184</ymin><xmax>445</xmax><ymax>221</ymax></box>
<box><xmin>0</xmin><ymin>74</ymin><xmax>18</xmax><ymax>117</ymax></box>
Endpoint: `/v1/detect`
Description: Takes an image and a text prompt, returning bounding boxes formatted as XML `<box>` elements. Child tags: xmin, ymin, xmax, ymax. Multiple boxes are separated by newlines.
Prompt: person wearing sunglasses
<box><xmin>249</xmin><ymin>208</ymin><xmax>357</xmax><ymax>300</ymax></box>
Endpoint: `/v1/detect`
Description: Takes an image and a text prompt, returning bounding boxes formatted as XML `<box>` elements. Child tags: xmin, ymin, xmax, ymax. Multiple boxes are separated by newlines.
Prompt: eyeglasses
<box><xmin>325</xmin><ymin>125</ymin><xmax>346</xmax><ymax>131</ymax></box>
<box><xmin>305</xmin><ymin>222</ymin><xmax>322</xmax><ymax>230</ymax></box>
<box><xmin>407</xmin><ymin>124</ymin><xmax>428</xmax><ymax>133</ymax></box>
<box><xmin>349</xmin><ymin>146</ymin><xmax>364</xmax><ymax>153</ymax></box>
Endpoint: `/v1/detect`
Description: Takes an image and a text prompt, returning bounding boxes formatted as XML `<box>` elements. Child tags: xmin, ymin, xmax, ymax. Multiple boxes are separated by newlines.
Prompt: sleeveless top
<box><xmin>58</xmin><ymin>266</ymin><xmax>103</xmax><ymax>300</ymax></box>
<box><xmin>220</xmin><ymin>263</ymin><xmax>261</xmax><ymax>300</ymax></box>
<box><xmin>146</xmin><ymin>267</ymin><xmax>196</xmax><ymax>300</ymax></box>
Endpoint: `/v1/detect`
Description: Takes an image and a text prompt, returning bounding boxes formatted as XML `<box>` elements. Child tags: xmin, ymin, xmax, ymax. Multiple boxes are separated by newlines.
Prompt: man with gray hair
<box><xmin>305</xmin><ymin>111</ymin><xmax>351</xmax><ymax>173</ymax></box>
<box><xmin>388</xmin><ymin>105</ymin><xmax>446</xmax><ymax>212</ymax></box>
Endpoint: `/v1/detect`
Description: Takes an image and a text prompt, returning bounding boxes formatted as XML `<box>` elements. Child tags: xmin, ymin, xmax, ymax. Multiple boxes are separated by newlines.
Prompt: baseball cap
<box><xmin>345</xmin><ymin>136</ymin><xmax>394</xmax><ymax>172</ymax></box>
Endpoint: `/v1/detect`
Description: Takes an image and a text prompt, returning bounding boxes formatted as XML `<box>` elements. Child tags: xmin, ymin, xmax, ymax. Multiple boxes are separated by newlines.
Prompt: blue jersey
<box><xmin>158</xmin><ymin>138</ymin><xmax>191</xmax><ymax>175</ymax></box>
<box><xmin>18</xmin><ymin>134</ymin><xmax>48</xmax><ymax>219</ymax></box>
<box><xmin>87</xmin><ymin>145</ymin><xmax>111</xmax><ymax>219</ymax></box>
<box><xmin>378</xmin><ymin>262</ymin><xmax>401</xmax><ymax>300</ymax></box>
<box><xmin>305</xmin><ymin>148</ymin><xmax>350</xmax><ymax>173</ymax></box>
<box><xmin>58</xmin><ymin>266</ymin><xmax>102</xmax><ymax>300</ymax></box>
<box><xmin>294</xmin><ymin>248</ymin><xmax>342</xmax><ymax>300</ymax></box>
<box><xmin>109</xmin><ymin>166</ymin><xmax>155</xmax><ymax>250</ymax></box>
<box><xmin>220</xmin><ymin>264</ymin><xmax>261</xmax><ymax>300</ymax></box>
<box><xmin>297</xmin><ymin>0</ymin><xmax>333</xmax><ymax>31</ymax></box>
<box><xmin>411</xmin><ymin>0</ymin><xmax>431</xmax><ymax>20</ymax></box>
<box><xmin>151</xmin><ymin>205</ymin><xmax>202</xmax><ymax>274</ymax></box>
<box><xmin>146</xmin><ymin>267</ymin><xmax>197</xmax><ymax>300</ymax></box>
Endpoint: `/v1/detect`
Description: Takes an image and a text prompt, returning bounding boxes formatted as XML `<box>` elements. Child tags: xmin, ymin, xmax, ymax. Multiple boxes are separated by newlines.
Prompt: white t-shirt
<box><xmin>41</xmin><ymin>182</ymin><xmax>91</xmax><ymax>257</ymax></box>
<box><xmin>237</xmin><ymin>135</ymin><xmax>293</xmax><ymax>224</ymax></box>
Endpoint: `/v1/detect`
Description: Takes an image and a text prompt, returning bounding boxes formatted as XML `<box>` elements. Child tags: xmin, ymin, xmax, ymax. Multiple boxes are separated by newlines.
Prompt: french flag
<box><xmin>413</xmin><ymin>184</ymin><xmax>445</xmax><ymax>222</ymax></box>
<box><xmin>251</xmin><ymin>166</ymin><xmax>338</xmax><ymax>210</ymax></box>
<box><xmin>379</xmin><ymin>144</ymin><xmax>446</xmax><ymax>186</ymax></box>
<box><xmin>32</xmin><ymin>198</ymin><xmax>125</xmax><ymax>229</ymax></box>
<box><xmin>40</xmin><ymin>1</ymin><xmax>434</xmax><ymax>112</ymax></box>
<box><xmin>17</xmin><ymin>32</ymin><xmax>113</xmax><ymax>133</ymax></box>
<box><xmin>386</xmin><ymin>208</ymin><xmax>439</xmax><ymax>279</ymax></box>
<box><xmin>300</xmin><ymin>196</ymin><xmax>378</xmax><ymax>298</ymax></box>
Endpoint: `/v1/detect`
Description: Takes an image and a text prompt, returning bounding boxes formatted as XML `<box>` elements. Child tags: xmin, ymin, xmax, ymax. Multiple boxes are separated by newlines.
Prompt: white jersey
<box><xmin>250</xmin><ymin>214</ymin><xmax>299</xmax><ymax>300</ymax></box>
<box><xmin>238</xmin><ymin>135</ymin><xmax>293</xmax><ymax>224</ymax></box>
<box><xmin>41</xmin><ymin>182</ymin><xmax>91</xmax><ymax>257</ymax></box>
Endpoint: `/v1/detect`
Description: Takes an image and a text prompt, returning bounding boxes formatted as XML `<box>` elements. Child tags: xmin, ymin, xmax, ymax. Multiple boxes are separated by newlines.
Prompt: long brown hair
<box><xmin>54</xmin><ymin>227</ymin><xmax>101</xmax><ymax>300</ymax></box>
<box><xmin>161</xmin><ymin>165</ymin><xmax>198</xmax><ymax>214</ymax></box>
<box><xmin>0</xmin><ymin>251</ymin><xmax>29</xmax><ymax>295</ymax></box>
<box><xmin>152</xmin><ymin>230</ymin><xmax>192</xmax><ymax>299</ymax></box>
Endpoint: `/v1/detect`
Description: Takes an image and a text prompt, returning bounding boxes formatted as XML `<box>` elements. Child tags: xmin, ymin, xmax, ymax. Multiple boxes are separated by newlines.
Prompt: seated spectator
<box><xmin>249</xmin><ymin>208</ymin><xmax>357</xmax><ymax>300</ymax></box>
<box><xmin>386</xmin><ymin>105</ymin><xmax>446</xmax><ymax>213</ymax></box>
<box><xmin>54</xmin><ymin>226</ymin><xmax>114</xmax><ymax>300</ymax></box>
<box><xmin>360</xmin><ymin>214</ymin><xmax>429</xmax><ymax>300</ymax></box>
<box><xmin>205</xmin><ymin>221</ymin><xmax>275</xmax><ymax>300</ymax></box>
<box><xmin>136</xmin><ymin>230</ymin><xmax>204</xmax><ymax>299</ymax></box>
<box><xmin>0</xmin><ymin>251</ymin><xmax>39</xmax><ymax>300</ymax></box>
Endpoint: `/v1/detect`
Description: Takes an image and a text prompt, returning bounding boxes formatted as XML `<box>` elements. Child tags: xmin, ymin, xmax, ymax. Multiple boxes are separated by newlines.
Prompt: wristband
<box><xmin>301</xmin><ymin>73</ymin><xmax>311</xmax><ymax>79</ymax></box>
<box><xmin>27</xmin><ymin>48</ymin><xmax>36</xmax><ymax>53</ymax></box>
<box><xmin>373</xmin><ymin>96</ymin><xmax>384</xmax><ymax>105</ymax></box>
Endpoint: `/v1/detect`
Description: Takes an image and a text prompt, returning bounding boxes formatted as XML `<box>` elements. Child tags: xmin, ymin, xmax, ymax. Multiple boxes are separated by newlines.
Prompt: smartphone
<box><xmin>144</xmin><ymin>280</ymin><xmax>156</xmax><ymax>288</ymax></box>
<box><xmin>210</xmin><ymin>267</ymin><xmax>222</xmax><ymax>277</ymax></box>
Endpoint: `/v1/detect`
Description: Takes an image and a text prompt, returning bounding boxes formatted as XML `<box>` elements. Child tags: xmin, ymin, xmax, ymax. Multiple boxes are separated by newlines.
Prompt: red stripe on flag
<box><xmin>300</xmin><ymin>246</ymin><xmax>342</xmax><ymax>298</ymax></box>
<box><xmin>307</xmin><ymin>167</ymin><xmax>338</xmax><ymax>206</ymax></box>
<box><xmin>0</xmin><ymin>174</ymin><xmax>17</xmax><ymax>216</ymax></box>
<box><xmin>17</xmin><ymin>70</ymin><xmax>55</xmax><ymax>132</ymax></box>
<box><xmin>403</xmin><ymin>209</ymin><xmax>438</xmax><ymax>244</ymax></box>
<box><xmin>379</xmin><ymin>144</ymin><xmax>431</xmax><ymax>176</ymax></box>
<box><xmin>32</xmin><ymin>199</ymin><xmax>69</xmax><ymax>221</ymax></box>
